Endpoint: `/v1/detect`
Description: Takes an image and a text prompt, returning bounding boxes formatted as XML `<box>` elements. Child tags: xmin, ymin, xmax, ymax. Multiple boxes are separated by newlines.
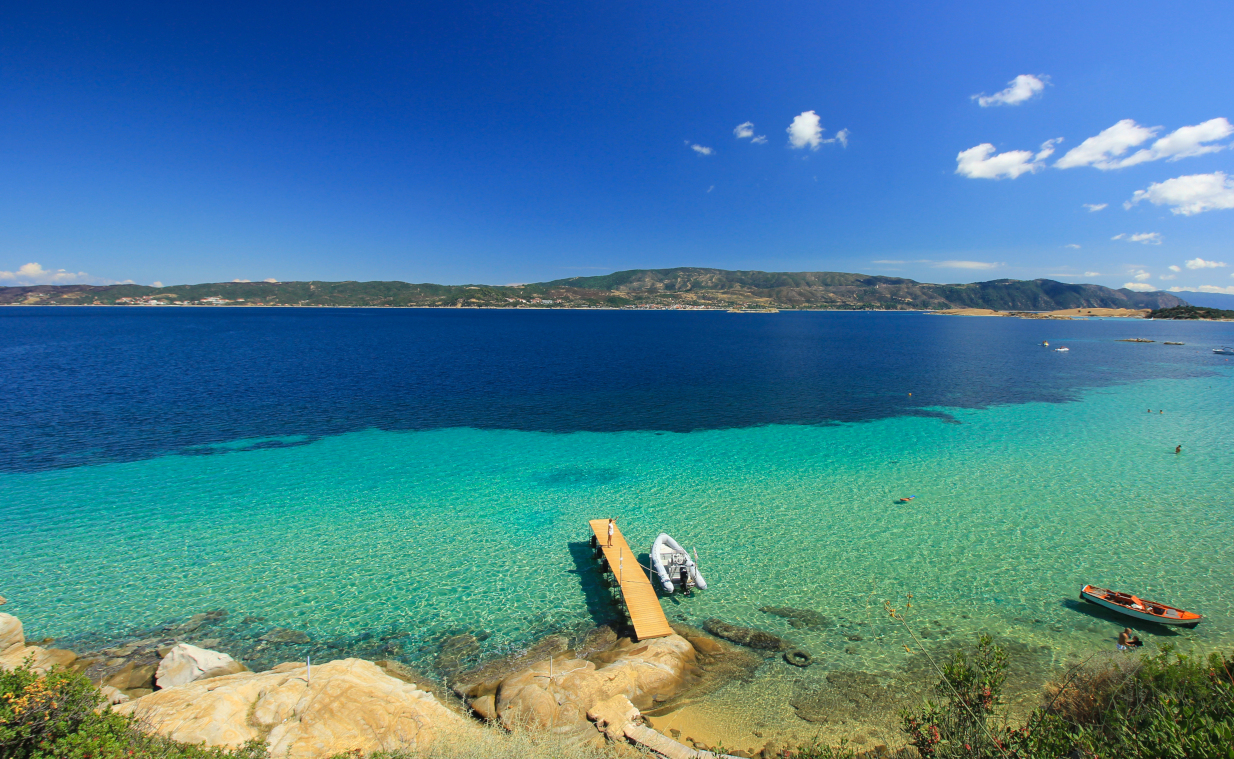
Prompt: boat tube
<box><xmin>650</xmin><ymin>533</ymin><xmax>707</xmax><ymax>594</ymax></box>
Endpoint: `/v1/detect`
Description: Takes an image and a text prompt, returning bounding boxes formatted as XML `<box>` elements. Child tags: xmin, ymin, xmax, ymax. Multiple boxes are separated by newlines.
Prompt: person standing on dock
<box><xmin>607</xmin><ymin>518</ymin><xmax>615</xmax><ymax>546</ymax></box>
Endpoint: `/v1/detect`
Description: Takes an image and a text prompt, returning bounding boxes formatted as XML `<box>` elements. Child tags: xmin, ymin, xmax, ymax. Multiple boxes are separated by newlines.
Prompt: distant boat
<box><xmin>650</xmin><ymin>533</ymin><xmax>706</xmax><ymax>594</ymax></box>
<box><xmin>1215</xmin><ymin>346</ymin><xmax>1234</xmax><ymax>355</ymax></box>
<box><xmin>1055</xmin><ymin>347</ymin><xmax>1069</xmax><ymax>352</ymax></box>
<box><xmin>1080</xmin><ymin>584</ymin><xmax>1202</xmax><ymax>627</ymax></box>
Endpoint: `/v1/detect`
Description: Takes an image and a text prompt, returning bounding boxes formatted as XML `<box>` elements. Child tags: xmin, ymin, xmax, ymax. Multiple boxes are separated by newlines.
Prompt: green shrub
<box><xmin>0</xmin><ymin>661</ymin><xmax>266</xmax><ymax>759</ymax></box>
<box><xmin>896</xmin><ymin>636</ymin><xmax>1234</xmax><ymax>759</ymax></box>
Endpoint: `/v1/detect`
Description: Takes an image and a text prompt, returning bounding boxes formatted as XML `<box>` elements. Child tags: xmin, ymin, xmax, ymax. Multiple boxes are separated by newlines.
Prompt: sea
<box><xmin>3</xmin><ymin>307</ymin><xmax>1232</xmax><ymax>744</ymax></box>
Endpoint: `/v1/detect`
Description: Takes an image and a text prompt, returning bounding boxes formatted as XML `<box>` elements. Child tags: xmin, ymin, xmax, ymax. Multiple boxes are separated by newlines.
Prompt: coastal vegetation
<box><xmin>0</xmin><ymin>662</ymin><xmax>265</xmax><ymax>759</ymax></box>
<box><xmin>1148</xmin><ymin>305</ymin><xmax>1234</xmax><ymax>320</ymax></box>
<box><xmin>0</xmin><ymin>268</ymin><xmax>1185</xmax><ymax>311</ymax></box>
<box><xmin>897</xmin><ymin>639</ymin><xmax>1234</xmax><ymax>759</ymax></box>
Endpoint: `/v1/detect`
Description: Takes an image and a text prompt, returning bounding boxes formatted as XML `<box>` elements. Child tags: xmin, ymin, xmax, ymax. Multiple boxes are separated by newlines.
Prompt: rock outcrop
<box><xmin>119</xmin><ymin>658</ymin><xmax>477</xmax><ymax>757</ymax></box>
<box><xmin>156</xmin><ymin>643</ymin><xmax>247</xmax><ymax>688</ymax></box>
<box><xmin>0</xmin><ymin>613</ymin><xmax>77</xmax><ymax>674</ymax></box>
<box><xmin>454</xmin><ymin>633</ymin><xmax>699</xmax><ymax>739</ymax></box>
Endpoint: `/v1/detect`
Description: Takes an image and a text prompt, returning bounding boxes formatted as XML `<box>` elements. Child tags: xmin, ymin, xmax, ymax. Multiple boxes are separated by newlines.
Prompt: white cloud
<box><xmin>933</xmin><ymin>260</ymin><xmax>1002</xmax><ymax>269</ymax></box>
<box><xmin>1126</xmin><ymin>172</ymin><xmax>1234</xmax><ymax>216</ymax></box>
<box><xmin>152</xmin><ymin>281</ymin><xmax>164</xmax><ymax>287</ymax></box>
<box><xmin>787</xmin><ymin>111</ymin><xmax>824</xmax><ymax>150</ymax></box>
<box><xmin>1056</xmin><ymin>119</ymin><xmax>1158</xmax><ymax>169</ymax></box>
<box><xmin>1084</xmin><ymin>271</ymin><xmax>1100</xmax><ymax>276</ymax></box>
<box><xmin>750</xmin><ymin>135</ymin><xmax>767</xmax><ymax>144</ymax></box>
<box><xmin>0</xmin><ymin>262</ymin><xmax>111</xmax><ymax>286</ymax></box>
<box><xmin>955</xmin><ymin>143</ymin><xmax>1043</xmax><ymax>179</ymax></box>
<box><xmin>830</xmin><ymin>128</ymin><xmax>850</xmax><ymax>148</ymax></box>
<box><xmin>1083</xmin><ymin>203</ymin><xmax>1108</xmax><ymax>212</ymax></box>
<box><xmin>1123</xmin><ymin>282</ymin><xmax>1156</xmax><ymax>291</ymax></box>
<box><xmin>1065</xmin><ymin>243</ymin><xmax>1081</xmax><ymax>249</ymax></box>
<box><xmin>690</xmin><ymin>144</ymin><xmax>713</xmax><ymax>155</ymax></box>
<box><xmin>973</xmin><ymin>74</ymin><xmax>1049</xmax><ymax>107</ymax></box>
<box><xmin>264</xmin><ymin>278</ymin><xmax>278</xmax><ymax>283</ymax></box>
<box><xmin>233</xmin><ymin>278</ymin><xmax>252</xmax><ymax>282</ymax></box>
<box><xmin>1185</xmin><ymin>257</ymin><xmax>1227</xmax><ymax>269</ymax></box>
<box><xmin>1160</xmin><ymin>274</ymin><xmax>1176</xmax><ymax>280</ymax></box>
<box><xmin>1130</xmin><ymin>269</ymin><xmax>1152</xmax><ymax>281</ymax></box>
<box><xmin>1169</xmin><ymin>265</ymin><xmax>1181</xmax><ymax>272</ymax></box>
<box><xmin>1057</xmin><ymin>118</ymin><xmax>1232</xmax><ymax>170</ymax></box>
<box><xmin>1115</xmin><ymin>118</ymin><xmax>1232</xmax><ymax>167</ymax></box>
<box><xmin>1112</xmin><ymin>232</ymin><xmax>1162</xmax><ymax>245</ymax></box>
<box><xmin>734</xmin><ymin>122</ymin><xmax>754</xmax><ymax>139</ymax></box>
<box><xmin>1034</xmin><ymin>138</ymin><xmax>1064</xmax><ymax>161</ymax></box>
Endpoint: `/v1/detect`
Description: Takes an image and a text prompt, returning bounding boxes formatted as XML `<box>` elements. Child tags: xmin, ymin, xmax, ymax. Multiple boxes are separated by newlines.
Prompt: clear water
<box><xmin>2</xmin><ymin>308</ymin><xmax>1232</xmax><ymax>738</ymax></box>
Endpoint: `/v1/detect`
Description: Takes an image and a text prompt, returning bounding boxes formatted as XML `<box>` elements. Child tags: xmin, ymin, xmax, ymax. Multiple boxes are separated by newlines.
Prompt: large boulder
<box><xmin>0</xmin><ymin>613</ymin><xmax>77</xmax><ymax>674</ymax></box>
<box><xmin>0</xmin><ymin>614</ymin><xmax>22</xmax><ymax>656</ymax></box>
<box><xmin>155</xmin><ymin>643</ymin><xmax>246</xmax><ymax>689</ymax></box>
<box><xmin>464</xmin><ymin>634</ymin><xmax>698</xmax><ymax>736</ymax></box>
<box><xmin>119</xmin><ymin>658</ymin><xmax>477</xmax><ymax>757</ymax></box>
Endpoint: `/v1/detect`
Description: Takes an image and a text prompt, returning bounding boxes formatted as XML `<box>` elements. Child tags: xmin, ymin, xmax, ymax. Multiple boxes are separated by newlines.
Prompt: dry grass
<box><xmin>330</xmin><ymin>722</ymin><xmax>653</xmax><ymax>759</ymax></box>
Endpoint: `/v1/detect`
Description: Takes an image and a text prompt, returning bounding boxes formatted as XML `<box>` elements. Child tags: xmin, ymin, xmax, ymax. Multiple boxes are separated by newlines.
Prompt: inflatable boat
<box><xmin>650</xmin><ymin>533</ymin><xmax>707</xmax><ymax>594</ymax></box>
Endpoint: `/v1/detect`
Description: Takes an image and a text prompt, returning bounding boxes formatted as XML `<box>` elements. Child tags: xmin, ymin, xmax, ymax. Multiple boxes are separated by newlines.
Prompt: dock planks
<box><xmin>589</xmin><ymin>519</ymin><xmax>674</xmax><ymax>641</ymax></box>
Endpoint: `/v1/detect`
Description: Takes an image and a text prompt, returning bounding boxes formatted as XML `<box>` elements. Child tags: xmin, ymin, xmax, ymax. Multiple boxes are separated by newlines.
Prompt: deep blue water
<box><xmin>1</xmin><ymin>307</ymin><xmax>1230</xmax><ymax>472</ymax></box>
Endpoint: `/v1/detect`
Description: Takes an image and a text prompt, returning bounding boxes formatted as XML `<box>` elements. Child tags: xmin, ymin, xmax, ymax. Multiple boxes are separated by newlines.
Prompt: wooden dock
<box><xmin>588</xmin><ymin>519</ymin><xmax>674</xmax><ymax>641</ymax></box>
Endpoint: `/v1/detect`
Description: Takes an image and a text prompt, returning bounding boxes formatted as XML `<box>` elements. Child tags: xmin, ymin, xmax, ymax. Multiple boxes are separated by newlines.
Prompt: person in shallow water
<box><xmin>1118</xmin><ymin>628</ymin><xmax>1143</xmax><ymax>650</ymax></box>
<box><xmin>1176</xmin><ymin>445</ymin><xmax>1182</xmax><ymax>454</ymax></box>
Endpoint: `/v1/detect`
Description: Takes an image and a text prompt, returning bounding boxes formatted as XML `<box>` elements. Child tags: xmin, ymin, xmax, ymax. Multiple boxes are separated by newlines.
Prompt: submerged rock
<box><xmin>759</xmin><ymin>606</ymin><xmax>831</xmax><ymax>629</ymax></box>
<box><xmin>703</xmin><ymin>618</ymin><xmax>788</xmax><ymax>650</ymax></box>
<box><xmin>260</xmin><ymin>627</ymin><xmax>311</xmax><ymax>645</ymax></box>
<box><xmin>575</xmin><ymin>625</ymin><xmax>618</xmax><ymax>660</ymax></box>
<box><xmin>791</xmin><ymin>670</ymin><xmax>904</xmax><ymax>725</ymax></box>
<box><xmin>435</xmin><ymin>634</ymin><xmax>480</xmax><ymax>677</ymax></box>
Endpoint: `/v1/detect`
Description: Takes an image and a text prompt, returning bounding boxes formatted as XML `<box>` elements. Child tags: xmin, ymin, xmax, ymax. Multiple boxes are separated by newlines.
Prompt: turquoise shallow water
<box><xmin>4</xmin><ymin>365</ymin><xmax>1233</xmax><ymax>687</ymax></box>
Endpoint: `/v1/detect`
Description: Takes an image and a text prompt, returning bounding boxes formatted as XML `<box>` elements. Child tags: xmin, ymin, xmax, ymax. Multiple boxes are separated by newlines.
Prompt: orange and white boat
<box><xmin>1080</xmin><ymin>585</ymin><xmax>1202</xmax><ymax>627</ymax></box>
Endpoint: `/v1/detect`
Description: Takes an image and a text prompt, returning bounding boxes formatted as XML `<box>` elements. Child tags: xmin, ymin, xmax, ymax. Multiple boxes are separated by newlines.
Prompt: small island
<box><xmin>1148</xmin><ymin>305</ymin><xmax>1234</xmax><ymax>320</ymax></box>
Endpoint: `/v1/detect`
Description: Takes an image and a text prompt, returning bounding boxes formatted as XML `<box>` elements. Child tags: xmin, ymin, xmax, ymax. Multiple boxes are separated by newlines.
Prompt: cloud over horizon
<box><xmin>0</xmin><ymin>262</ymin><xmax>127</xmax><ymax>286</ymax></box>
<box><xmin>973</xmin><ymin>74</ymin><xmax>1049</xmax><ymax>107</ymax></box>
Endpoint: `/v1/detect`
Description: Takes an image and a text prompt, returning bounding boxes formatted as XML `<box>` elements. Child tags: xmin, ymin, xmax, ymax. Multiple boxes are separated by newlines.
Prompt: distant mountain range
<box><xmin>0</xmin><ymin>268</ymin><xmax>1188</xmax><ymax>311</ymax></box>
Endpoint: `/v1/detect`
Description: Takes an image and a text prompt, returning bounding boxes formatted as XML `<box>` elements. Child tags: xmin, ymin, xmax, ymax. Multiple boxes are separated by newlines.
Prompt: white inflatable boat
<box><xmin>650</xmin><ymin>533</ymin><xmax>707</xmax><ymax>594</ymax></box>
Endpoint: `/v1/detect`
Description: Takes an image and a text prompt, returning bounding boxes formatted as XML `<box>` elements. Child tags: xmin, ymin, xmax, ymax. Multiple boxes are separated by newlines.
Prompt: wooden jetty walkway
<box><xmin>588</xmin><ymin>519</ymin><xmax>673</xmax><ymax>641</ymax></box>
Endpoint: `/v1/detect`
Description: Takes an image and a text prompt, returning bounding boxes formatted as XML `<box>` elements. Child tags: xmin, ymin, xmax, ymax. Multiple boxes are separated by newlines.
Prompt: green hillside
<box><xmin>0</xmin><ymin>268</ymin><xmax>1189</xmax><ymax>311</ymax></box>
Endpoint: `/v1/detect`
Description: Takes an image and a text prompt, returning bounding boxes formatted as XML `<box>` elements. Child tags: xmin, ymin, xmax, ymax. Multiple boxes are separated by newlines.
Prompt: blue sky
<box><xmin>2</xmin><ymin>0</ymin><xmax>1232</xmax><ymax>293</ymax></box>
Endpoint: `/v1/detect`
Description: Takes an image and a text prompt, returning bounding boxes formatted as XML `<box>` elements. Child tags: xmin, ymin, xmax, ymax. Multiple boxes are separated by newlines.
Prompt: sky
<box><xmin>2</xmin><ymin>0</ymin><xmax>1233</xmax><ymax>293</ymax></box>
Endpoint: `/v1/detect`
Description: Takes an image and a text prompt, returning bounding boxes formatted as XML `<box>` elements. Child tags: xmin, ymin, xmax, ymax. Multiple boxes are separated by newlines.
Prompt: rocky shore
<box><xmin>1</xmin><ymin>607</ymin><xmax>805</xmax><ymax>758</ymax></box>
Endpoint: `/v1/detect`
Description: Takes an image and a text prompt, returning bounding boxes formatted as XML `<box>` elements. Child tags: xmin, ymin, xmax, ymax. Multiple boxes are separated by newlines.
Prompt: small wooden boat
<box><xmin>1080</xmin><ymin>585</ymin><xmax>1202</xmax><ymax>627</ymax></box>
<box><xmin>897</xmin><ymin>495</ymin><xmax>916</xmax><ymax>503</ymax></box>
